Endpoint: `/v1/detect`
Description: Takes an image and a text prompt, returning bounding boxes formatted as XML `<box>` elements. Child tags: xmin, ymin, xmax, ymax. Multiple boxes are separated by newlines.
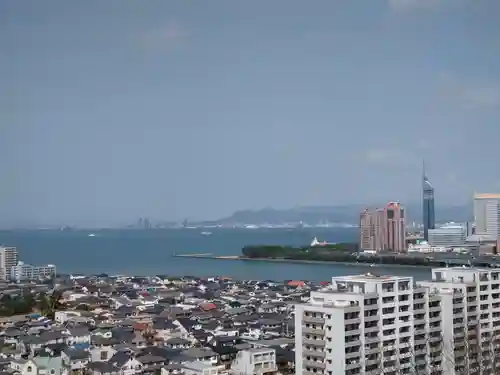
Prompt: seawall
<box><xmin>172</xmin><ymin>253</ymin><xmax>433</xmax><ymax>269</ymax></box>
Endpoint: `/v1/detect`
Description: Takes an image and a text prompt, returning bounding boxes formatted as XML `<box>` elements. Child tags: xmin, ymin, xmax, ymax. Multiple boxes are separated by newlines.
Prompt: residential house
<box><xmin>178</xmin><ymin>348</ymin><xmax>218</xmax><ymax>365</ymax></box>
<box><xmin>61</xmin><ymin>349</ymin><xmax>90</xmax><ymax>373</ymax></box>
<box><xmin>110</xmin><ymin>296</ymin><xmax>133</xmax><ymax>310</ymax></box>
<box><xmin>178</xmin><ymin>362</ymin><xmax>224</xmax><ymax>375</ymax></box>
<box><xmin>10</xmin><ymin>356</ymin><xmax>63</xmax><ymax>375</ymax></box>
<box><xmin>107</xmin><ymin>352</ymin><xmax>144</xmax><ymax>375</ymax></box>
<box><xmin>257</xmin><ymin>304</ymin><xmax>278</xmax><ymax>314</ymax></box>
<box><xmin>66</xmin><ymin>327</ymin><xmax>91</xmax><ymax>348</ymax></box>
<box><xmin>230</xmin><ymin>348</ymin><xmax>277</xmax><ymax>375</ymax></box>
<box><xmin>165</xmin><ymin>338</ymin><xmax>191</xmax><ymax>350</ymax></box>
<box><xmin>18</xmin><ymin>331</ymin><xmax>66</xmax><ymax>356</ymax></box>
<box><xmin>135</xmin><ymin>354</ymin><xmax>166</xmax><ymax>373</ymax></box>
<box><xmin>86</xmin><ymin>362</ymin><xmax>120</xmax><ymax>375</ymax></box>
<box><xmin>90</xmin><ymin>342</ymin><xmax>117</xmax><ymax>363</ymax></box>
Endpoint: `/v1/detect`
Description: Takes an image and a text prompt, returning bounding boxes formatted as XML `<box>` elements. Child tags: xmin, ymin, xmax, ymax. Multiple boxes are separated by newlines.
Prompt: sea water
<box><xmin>0</xmin><ymin>228</ymin><xmax>432</xmax><ymax>281</ymax></box>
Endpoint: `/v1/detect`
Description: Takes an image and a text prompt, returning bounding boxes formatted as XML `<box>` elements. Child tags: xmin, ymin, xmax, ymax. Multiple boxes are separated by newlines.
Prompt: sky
<box><xmin>1</xmin><ymin>0</ymin><xmax>500</xmax><ymax>227</ymax></box>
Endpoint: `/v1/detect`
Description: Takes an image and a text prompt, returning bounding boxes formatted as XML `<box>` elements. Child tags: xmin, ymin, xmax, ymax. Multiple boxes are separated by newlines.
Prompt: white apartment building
<box><xmin>0</xmin><ymin>246</ymin><xmax>18</xmax><ymax>280</ymax></box>
<box><xmin>474</xmin><ymin>193</ymin><xmax>500</xmax><ymax>237</ymax></box>
<box><xmin>295</xmin><ymin>273</ymin><xmax>447</xmax><ymax>375</ymax></box>
<box><xmin>428</xmin><ymin>224</ymin><xmax>467</xmax><ymax>247</ymax></box>
<box><xmin>420</xmin><ymin>267</ymin><xmax>500</xmax><ymax>375</ymax></box>
<box><xmin>10</xmin><ymin>261</ymin><xmax>56</xmax><ymax>282</ymax></box>
<box><xmin>295</xmin><ymin>269</ymin><xmax>500</xmax><ymax>375</ymax></box>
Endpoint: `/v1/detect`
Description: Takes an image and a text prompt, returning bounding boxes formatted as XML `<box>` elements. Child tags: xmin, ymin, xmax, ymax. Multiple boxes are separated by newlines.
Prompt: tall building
<box><xmin>359</xmin><ymin>203</ymin><xmax>405</xmax><ymax>252</ymax></box>
<box><xmin>420</xmin><ymin>267</ymin><xmax>500</xmax><ymax>374</ymax></box>
<box><xmin>474</xmin><ymin>193</ymin><xmax>500</xmax><ymax>237</ymax></box>
<box><xmin>295</xmin><ymin>267</ymin><xmax>500</xmax><ymax>375</ymax></box>
<box><xmin>359</xmin><ymin>208</ymin><xmax>386</xmax><ymax>252</ymax></box>
<box><xmin>428</xmin><ymin>223</ymin><xmax>467</xmax><ymax>247</ymax></box>
<box><xmin>422</xmin><ymin>162</ymin><xmax>436</xmax><ymax>241</ymax></box>
<box><xmin>295</xmin><ymin>273</ymin><xmax>447</xmax><ymax>375</ymax></box>
<box><xmin>0</xmin><ymin>246</ymin><xmax>18</xmax><ymax>281</ymax></box>
<box><xmin>385</xmin><ymin>202</ymin><xmax>406</xmax><ymax>252</ymax></box>
<box><xmin>359</xmin><ymin>209</ymin><xmax>376</xmax><ymax>251</ymax></box>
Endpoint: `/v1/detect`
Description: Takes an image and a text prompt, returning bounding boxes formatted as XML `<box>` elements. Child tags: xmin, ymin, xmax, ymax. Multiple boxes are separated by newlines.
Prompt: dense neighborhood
<box><xmin>0</xmin><ymin>275</ymin><xmax>313</xmax><ymax>375</ymax></box>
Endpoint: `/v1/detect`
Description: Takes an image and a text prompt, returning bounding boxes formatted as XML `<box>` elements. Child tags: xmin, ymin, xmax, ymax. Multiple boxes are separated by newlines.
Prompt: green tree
<box><xmin>38</xmin><ymin>290</ymin><xmax>64</xmax><ymax>319</ymax></box>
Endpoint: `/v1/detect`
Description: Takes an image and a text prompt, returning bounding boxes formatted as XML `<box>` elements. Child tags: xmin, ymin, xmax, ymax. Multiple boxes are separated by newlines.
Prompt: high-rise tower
<box><xmin>0</xmin><ymin>246</ymin><xmax>18</xmax><ymax>281</ymax></box>
<box><xmin>422</xmin><ymin>161</ymin><xmax>435</xmax><ymax>241</ymax></box>
<box><xmin>359</xmin><ymin>204</ymin><xmax>405</xmax><ymax>252</ymax></box>
<box><xmin>473</xmin><ymin>193</ymin><xmax>500</xmax><ymax>236</ymax></box>
<box><xmin>385</xmin><ymin>202</ymin><xmax>406</xmax><ymax>252</ymax></box>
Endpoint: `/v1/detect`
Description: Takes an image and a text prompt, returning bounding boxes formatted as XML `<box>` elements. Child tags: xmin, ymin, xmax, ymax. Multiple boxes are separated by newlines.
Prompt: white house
<box><xmin>10</xmin><ymin>356</ymin><xmax>63</xmax><ymax>375</ymax></box>
<box><xmin>231</xmin><ymin>348</ymin><xmax>277</xmax><ymax>375</ymax></box>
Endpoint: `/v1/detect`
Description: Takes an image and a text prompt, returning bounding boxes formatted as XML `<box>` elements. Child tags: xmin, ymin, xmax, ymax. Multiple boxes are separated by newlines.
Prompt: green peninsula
<box><xmin>240</xmin><ymin>244</ymin><xmax>487</xmax><ymax>268</ymax></box>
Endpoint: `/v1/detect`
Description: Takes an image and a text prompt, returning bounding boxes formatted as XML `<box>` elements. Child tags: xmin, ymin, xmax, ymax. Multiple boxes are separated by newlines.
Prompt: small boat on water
<box><xmin>88</xmin><ymin>233</ymin><xmax>96</xmax><ymax>237</ymax></box>
<box><xmin>201</xmin><ymin>231</ymin><xmax>212</xmax><ymax>236</ymax></box>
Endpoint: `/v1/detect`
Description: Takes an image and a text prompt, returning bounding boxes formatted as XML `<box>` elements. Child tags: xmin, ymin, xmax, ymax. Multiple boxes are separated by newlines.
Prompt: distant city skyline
<box><xmin>1</xmin><ymin>0</ymin><xmax>499</xmax><ymax>227</ymax></box>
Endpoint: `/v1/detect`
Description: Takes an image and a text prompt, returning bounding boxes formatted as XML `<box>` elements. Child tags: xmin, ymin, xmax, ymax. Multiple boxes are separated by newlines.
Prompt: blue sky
<box><xmin>1</xmin><ymin>0</ymin><xmax>499</xmax><ymax>226</ymax></box>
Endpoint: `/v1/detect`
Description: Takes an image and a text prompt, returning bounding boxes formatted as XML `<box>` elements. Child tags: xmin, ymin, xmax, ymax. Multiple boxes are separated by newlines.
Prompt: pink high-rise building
<box><xmin>360</xmin><ymin>208</ymin><xmax>385</xmax><ymax>251</ymax></box>
<box><xmin>385</xmin><ymin>202</ymin><xmax>406</xmax><ymax>252</ymax></box>
<box><xmin>359</xmin><ymin>202</ymin><xmax>406</xmax><ymax>252</ymax></box>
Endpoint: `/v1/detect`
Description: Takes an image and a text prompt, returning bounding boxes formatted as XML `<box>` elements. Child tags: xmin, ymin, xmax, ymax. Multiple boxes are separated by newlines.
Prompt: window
<box><xmin>27</xmin><ymin>367</ymin><xmax>32</xmax><ymax>372</ymax></box>
<box><xmin>100</xmin><ymin>351</ymin><xmax>108</xmax><ymax>360</ymax></box>
<box><xmin>50</xmin><ymin>370</ymin><xmax>55</xmax><ymax>375</ymax></box>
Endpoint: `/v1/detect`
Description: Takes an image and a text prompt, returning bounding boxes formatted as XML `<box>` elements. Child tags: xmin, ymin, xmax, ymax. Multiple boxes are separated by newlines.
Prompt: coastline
<box><xmin>172</xmin><ymin>253</ymin><xmax>433</xmax><ymax>269</ymax></box>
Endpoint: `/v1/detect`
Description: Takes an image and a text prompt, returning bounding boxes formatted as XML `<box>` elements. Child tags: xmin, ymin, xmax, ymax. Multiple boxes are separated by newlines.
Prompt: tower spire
<box><xmin>422</xmin><ymin>159</ymin><xmax>426</xmax><ymax>180</ymax></box>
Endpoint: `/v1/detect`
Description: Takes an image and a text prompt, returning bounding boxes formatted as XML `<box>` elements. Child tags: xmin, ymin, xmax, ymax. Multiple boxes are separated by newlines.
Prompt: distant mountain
<box><xmin>209</xmin><ymin>204</ymin><xmax>472</xmax><ymax>225</ymax></box>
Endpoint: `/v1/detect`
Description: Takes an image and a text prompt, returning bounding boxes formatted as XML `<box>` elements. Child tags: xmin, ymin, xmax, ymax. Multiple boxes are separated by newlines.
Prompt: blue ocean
<box><xmin>0</xmin><ymin>228</ymin><xmax>432</xmax><ymax>281</ymax></box>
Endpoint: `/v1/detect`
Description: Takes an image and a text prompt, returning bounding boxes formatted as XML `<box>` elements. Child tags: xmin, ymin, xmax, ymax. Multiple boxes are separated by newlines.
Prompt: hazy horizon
<box><xmin>1</xmin><ymin>0</ymin><xmax>499</xmax><ymax>227</ymax></box>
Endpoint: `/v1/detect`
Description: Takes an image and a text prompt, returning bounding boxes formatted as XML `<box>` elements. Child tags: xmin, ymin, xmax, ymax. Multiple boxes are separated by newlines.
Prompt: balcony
<box><xmin>303</xmin><ymin>316</ymin><xmax>325</xmax><ymax>325</ymax></box>
<box><xmin>364</xmin><ymin>336</ymin><xmax>380</xmax><ymax>344</ymax></box>
<box><xmin>303</xmin><ymin>327</ymin><xmax>325</xmax><ymax>335</ymax></box>
<box><xmin>429</xmin><ymin>325</ymin><xmax>442</xmax><ymax>332</ymax></box>
<box><xmin>364</xmin><ymin>346</ymin><xmax>380</xmax><ymax>355</ymax></box>
<box><xmin>345</xmin><ymin>361</ymin><xmax>361</xmax><ymax>370</ymax></box>
<box><xmin>364</xmin><ymin>325</ymin><xmax>379</xmax><ymax>333</ymax></box>
<box><xmin>428</xmin><ymin>315</ymin><xmax>441</xmax><ymax>323</ymax></box>
<box><xmin>414</xmin><ymin>338</ymin><xmax>428</xmax><ymax>346</ymax></box>
<box><xmin>346</xmin><ymin>351</ymin><xmax>361</xmax><ymax>359</ymax></box>
<box><xmin>364</xmin><ymin>314</ymin><xmax>379</xmax><ymax>322</ymax></box>
<box><xmin>429</xmin><ymin>305</ymin><xmax>441</xmax><ymax>313</ymax></box>
<box><xmin>254</xmin><ymin>365</ymin><xmax>278</xmax><ymax>374</ymax></box>
<box><xmin>345</xmin><ymin>317</ymin><xmax>361</xmax><ymax>325</ymax></box>
<box><xmin>303</xmin><ymin>350</ymin><xmax>326</xmax><ymax>359</ymax></box>
<box><xmin>365</xmin><ymin>358</ymin><xmax>381</xmax><ymax>366</ymax></box>
<box><xmin>303</xmin><ymin>338</ymin><xmax>325</xmax><ymax>347</ymax></box>
<box><xmin>345</xmin><ymin>329</ymin><xmax>361</xmax><ymax>337</ymax></box>
<box><xmin>303</xmin><ymin>361</ymin><xmax>326</xmax><ymax>370</ymax></box>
